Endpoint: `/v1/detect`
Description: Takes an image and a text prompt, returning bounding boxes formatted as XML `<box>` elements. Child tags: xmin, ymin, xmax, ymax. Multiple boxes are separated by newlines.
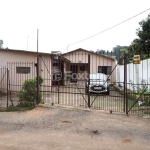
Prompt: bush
<box><xmin>17</xmin><ymin>76</ymin><xmax>44</xmax><ymax>106</ymax></box>
<box><xmin>0</xmin><ymin>90</ymin><xmax>4</xmax><ymax>94</ymax></box>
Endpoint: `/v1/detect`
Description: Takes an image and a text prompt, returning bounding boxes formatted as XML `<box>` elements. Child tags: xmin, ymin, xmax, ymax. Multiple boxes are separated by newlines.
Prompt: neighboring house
<box><xmin>0</xmin><ymin>48</ymin><xmax>116</xmax><ymax>92</ymax></box>
<box><xmin>0</xmin><ymin>49</ymin><xmax>64</xmax><ymax>92</ymax></box>
<box><xmin>62</xmin><ymin>48</ymin><xmax>116</xmax><ymax>83</ymax></box>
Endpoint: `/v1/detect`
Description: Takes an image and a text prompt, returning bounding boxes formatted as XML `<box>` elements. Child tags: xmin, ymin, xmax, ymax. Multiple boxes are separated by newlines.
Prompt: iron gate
<box><xmin>41</xmin><ymin>51</ymin><xmax>127</xmax><ymax>114</ymax></box>
<box><xmin>0</xmin><ymin>52</ymin><xmax>149</xmax><ymax>117</ymax></box>
<box><xmin>40</xmin><ymin>51</ymin><xmax>149</xmax><ymax>117</ymax></box>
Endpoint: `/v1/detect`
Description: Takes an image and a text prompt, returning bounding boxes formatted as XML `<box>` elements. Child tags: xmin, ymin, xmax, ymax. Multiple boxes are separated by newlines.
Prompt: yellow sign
<box><xmin>133</xmin><ymin>55</ymin><xmax>140</xmax><ymax>64</ymax></box>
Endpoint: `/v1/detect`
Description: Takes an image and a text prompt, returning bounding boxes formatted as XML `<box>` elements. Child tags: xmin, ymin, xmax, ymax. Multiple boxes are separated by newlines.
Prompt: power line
<box><xmin>63</xmin><ymin>45</ymin><xmax>69</xmax><ymax>52</ymax></box>
<box><xmin>67</xmin><ymin>8</ymin><xmax>150</xmax><ymax>47</ymax></box>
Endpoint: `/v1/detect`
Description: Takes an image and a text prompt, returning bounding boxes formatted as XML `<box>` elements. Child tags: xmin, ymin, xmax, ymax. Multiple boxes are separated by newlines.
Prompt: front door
<box><xmin>70</xmin><ymin>64</ymin><xmax>78</xmax><ymax>82</ymax></box>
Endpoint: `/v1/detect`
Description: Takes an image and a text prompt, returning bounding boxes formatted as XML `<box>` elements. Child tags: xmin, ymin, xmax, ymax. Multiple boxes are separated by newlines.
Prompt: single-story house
<box><xmin>62</xmin><ymin>48</ymin><xmax>116</xmax><ymax>83</ymax></box>
<box><xmin>0</xmin><ymin>49</ymin><xmax>64</xmax><ymax>92</ymax></box>
<box><xmin>0</xmin><ymin>48</ymin><xmax>116</xmax><ymax>92</ymax></box>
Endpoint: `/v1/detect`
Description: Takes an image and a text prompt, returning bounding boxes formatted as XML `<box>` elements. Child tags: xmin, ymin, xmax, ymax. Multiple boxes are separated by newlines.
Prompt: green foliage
<box><xmin>141</xmin><ymin>54</ymin><xmax>150</xmax><ymax>60</ymax></box>
<box><xmin>0</xmin><ymin>39</ymin><xmax>3</xmax><ymax>49</ymax></box>
<box><xmin>0</xmin><ymin>40</ymin><xmax>8</xmax><ymax>49</ymax></box>
<box><xmin>96</xmin><ymin>49</ymin><xmax>110</xmax><ymax>55</ymax></box>
<box><xmin>96</xmin><ymin>14</ymin><xmax>150</xmax><ymax>63</ymax></box>
<box><xmin>127</xmin><ymin>93</ymin><xmax>136</xmax><ymax>101</ymax></box>
<box><xmin>17</xmin><ymin>76</ymin><xmax>44</xmax><ymax>106</ymax></box>
<box><xmin>0</xmin><ymin>90</ymin><xmax>3</xmax><ymax>94</ymax></box>
<box><xmin>120</xmin><ymin>48</ymin><xmax>128</xmax><ymax>54</ymax></box>
<box><xmin>112</xmin><ymin>45</ymin><xmax>129</xmax><ymax>61</ymax></box>
<box><xmin>128</xmin><ymin>14</ymin><xmax>150</xmax><ymax>57</ymax></box>
<box><xmin>0</xmin><ymin>105</ymin><xmax>35</xmax><ymax>112</ymax></box>
<box><xmin>96</xmin><ymin>46</ymin><xmax>130</xmax><ymax>64</ymax></box>
<box><xmin>142</xmin><ymin>97</ymin><xmax>150</xmax><ymax>106</ymax></box>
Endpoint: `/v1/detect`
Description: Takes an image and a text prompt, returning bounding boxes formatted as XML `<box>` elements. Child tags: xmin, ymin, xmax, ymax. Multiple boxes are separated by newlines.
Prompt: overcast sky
<box><xmin>0</xmin><ymin>0</ymin><xmax>150</xmax><ymax>53</ymax></box>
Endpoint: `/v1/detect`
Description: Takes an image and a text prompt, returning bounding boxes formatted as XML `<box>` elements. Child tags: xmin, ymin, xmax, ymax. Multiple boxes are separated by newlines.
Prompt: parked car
<box><xmin>85</xmin><ymin>73</ymin><xmax>110</xmax><ymax>95</ymax></box>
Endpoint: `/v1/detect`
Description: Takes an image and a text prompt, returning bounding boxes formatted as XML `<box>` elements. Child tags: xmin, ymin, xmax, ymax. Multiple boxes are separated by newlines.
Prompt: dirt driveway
<box><xmin>0</xmin><ymin>105</ymin><xmax>150</xmax><ymax>150</ymax></box>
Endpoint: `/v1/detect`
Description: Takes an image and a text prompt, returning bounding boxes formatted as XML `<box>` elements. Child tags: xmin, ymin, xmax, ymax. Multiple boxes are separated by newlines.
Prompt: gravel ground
<box><xmin>0</xmin><ymin>105</ymin><xmax>150</xmax><ymax>150</ymax></box>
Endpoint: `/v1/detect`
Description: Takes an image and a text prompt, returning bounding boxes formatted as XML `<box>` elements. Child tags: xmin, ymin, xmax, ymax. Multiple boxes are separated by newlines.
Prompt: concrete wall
<box><xmin>116</xmin><ymin>58</ymin><xmax>150</xmax><ymax>92</ymax></box>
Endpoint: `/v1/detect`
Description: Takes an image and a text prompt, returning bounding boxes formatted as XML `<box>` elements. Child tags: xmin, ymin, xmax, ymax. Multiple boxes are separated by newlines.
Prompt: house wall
<box><xmin>0</xmin><ymin>50</ymin><xmax>37</xmax><ymax>92</ymax></box>
<box><xmin>0</xmin><ymin>50</ymin><xmax>52</xmax><ymax>92</ymax></box>
<box><xmin>63</xmin><ymin>50</ymin><xmax>116</xmax><ymax>82</ymax></box>
<box><xmin>77</xmin><ymin>64</ymin><xmax>88</xmax><ymax>80</ymax></box>
<box><xmin>40</xmin><ymin>55</ymin><xmax>52</xmax><ymax>93</ymax></box>
<box><xmin>0</xmin><ymin>50</ymin><xmax>37</xmax><ymax>67</ymax></box>
<box><xmin>64</xmin><ymin>63</ymin><xmax>88</xmax><ymax>81</ymax></box>
<box><xmin>90</xmin><ymin>54</ymin><xmax>116</xmax><ymax>82</ymax></box>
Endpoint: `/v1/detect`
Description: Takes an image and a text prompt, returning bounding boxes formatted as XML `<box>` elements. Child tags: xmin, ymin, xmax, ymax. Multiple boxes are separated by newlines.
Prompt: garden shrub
<box><xmin>17</xmin><ymin>76</ymin><xmax>44</xmax><ymax>107</ymax></box>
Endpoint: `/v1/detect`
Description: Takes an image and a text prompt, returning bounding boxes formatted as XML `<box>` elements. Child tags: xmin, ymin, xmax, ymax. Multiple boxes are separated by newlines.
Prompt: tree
<box><xmin>129</xmin><ymin>14</ymin><xmax>150</xmax><ymax>58</ymax></box>
<box><xmin>120</xmin><ymin>48</ymin><xmax>128</xmax><ymax>54</ymax></box>
<box><xmin>96</xmin><ymin>49</ymin><xmax>106</xmax><ymax>55</ymax></box>
<box><xmin>0</xmin><ymin>39</ymin><xmax>3</xmax><ymax>49</ymax></box>
<box><xmin>112</xmin><ymin>45</ymin><xmax>128</xmax><ymax>61</ymax></box>
<box><xmin>96</xmin><ymin>49</ymin><xmax>112</xmax><ymax>57</ymax></box>
<box><xmin>136</xmin><ymin>14</ymin><xmax>150</xmax><ymax>42</ymax></box>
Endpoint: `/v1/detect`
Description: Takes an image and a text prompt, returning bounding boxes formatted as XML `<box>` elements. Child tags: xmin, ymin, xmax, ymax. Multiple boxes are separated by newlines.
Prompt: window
<box><xmin>16</xmin><ymin>67</ymin><xmax>30</xmax><ymax>74</ymax></box>
<box><xmin>98</xmin><ymin>66</ymin><xmax>112</xmax><ymax>75</ymax></box>
<box><xmin>52</xmin><ymin>59</ymin><xmax>60</xmax><ymax>85</ymax></box>
<box><xmin>52</xmin><ymin>59</ymin><xmax>59</xmax><ymax>67</ymax></box>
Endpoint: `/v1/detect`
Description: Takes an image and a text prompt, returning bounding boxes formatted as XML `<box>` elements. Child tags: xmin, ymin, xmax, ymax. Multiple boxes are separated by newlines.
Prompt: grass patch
<box><xmin>0</xmin><ymin>90</ymin><xmax>6</xmax><ymax>95</ymax></box>
<box><xmin>112</xmin><ymin>84</ymin><xmax>124</xmax><ymax>95</ymax></box>
<box><xmin>0</xmin><ymin>104</ymin><xmax>35</xmax><ymax>112</ymax></box>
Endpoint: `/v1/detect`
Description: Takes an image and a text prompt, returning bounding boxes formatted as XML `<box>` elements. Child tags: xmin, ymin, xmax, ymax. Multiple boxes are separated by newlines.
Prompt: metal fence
<box><xmin>0</xmin><ymin>52</ymin><xmax>149</xmax><ymax>117</ymax></box>
<box><xmin>0</xmin><ymin>67</ymin><xmax>8</xmax><ymax>108</ymax></box>
<box><xmin>126</xmin><ymin>57</ymin><xmax>150</xmax><ymax>117</ymax></box>
<box><xmin>0</xmin><ymin>62</ymin><xmax>37</xmax><ymax>109</ymax></box>
<box><xmin>41</xmin><ymin>52</ymin><xmax>127</xmax><ymax>114</ymax></box>
<box><xmin>41</xmin><ymin>52</ymin><xmax>149</xmax><ymax>117</ymax></box>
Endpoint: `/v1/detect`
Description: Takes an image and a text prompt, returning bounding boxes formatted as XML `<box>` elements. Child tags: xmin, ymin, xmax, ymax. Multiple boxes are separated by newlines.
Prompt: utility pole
<box><xmin>37</xmin><ymin>29</ymin><xmax>40</xmax><ymax>104</ymax></box>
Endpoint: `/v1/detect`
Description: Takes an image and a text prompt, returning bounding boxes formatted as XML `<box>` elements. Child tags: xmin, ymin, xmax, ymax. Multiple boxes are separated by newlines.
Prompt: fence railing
<box><xmin>0</xmin><ymin>53</ymin><xmax>149</xmax><ymax>117</ymax></box>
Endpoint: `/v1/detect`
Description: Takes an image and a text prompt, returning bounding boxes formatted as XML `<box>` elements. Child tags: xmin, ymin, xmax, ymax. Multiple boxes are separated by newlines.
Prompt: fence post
<box><xmin>124</xmin><ymin>53</ymin><xmax>128</xmax><ymax>114</ymax></box>
<box><xmin>58</xmin><ymin>56</ymin><xmax>60</xmax><ymax>104</ymax></box>
<box><xmin>36</xmin><ymin>55</ymin><xmax>40</xmax><ymax>104</ymax></box>
<box><xmin>7</xmin><ymin>68</ymin><xmax>9</xmax><ymax>108</ymax></box>
<box><xmin>88</xmin><ymin>54</ymin><xmax>90</xmax><ymax>108</ymax></box>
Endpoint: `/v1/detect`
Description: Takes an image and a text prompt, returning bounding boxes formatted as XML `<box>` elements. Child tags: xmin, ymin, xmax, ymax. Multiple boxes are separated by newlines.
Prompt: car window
<box><xmin>90</xmin><ymin>74</ymin><xmax>106</xmax><ymax>80</ymax></box>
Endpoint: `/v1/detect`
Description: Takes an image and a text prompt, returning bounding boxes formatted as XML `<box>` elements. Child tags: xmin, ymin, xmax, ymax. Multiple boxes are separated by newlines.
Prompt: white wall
<box><xmin>116</xmin><ymin>58</ymin><xmax>150</xmax><ymax>92</ymax></box>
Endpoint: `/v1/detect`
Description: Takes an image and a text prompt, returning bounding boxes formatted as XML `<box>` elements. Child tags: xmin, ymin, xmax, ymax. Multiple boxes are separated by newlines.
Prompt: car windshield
<box><xmin>90</xmin><ymin>74</ymin><xmax>106</xmax><ymax>81</ymax></box>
